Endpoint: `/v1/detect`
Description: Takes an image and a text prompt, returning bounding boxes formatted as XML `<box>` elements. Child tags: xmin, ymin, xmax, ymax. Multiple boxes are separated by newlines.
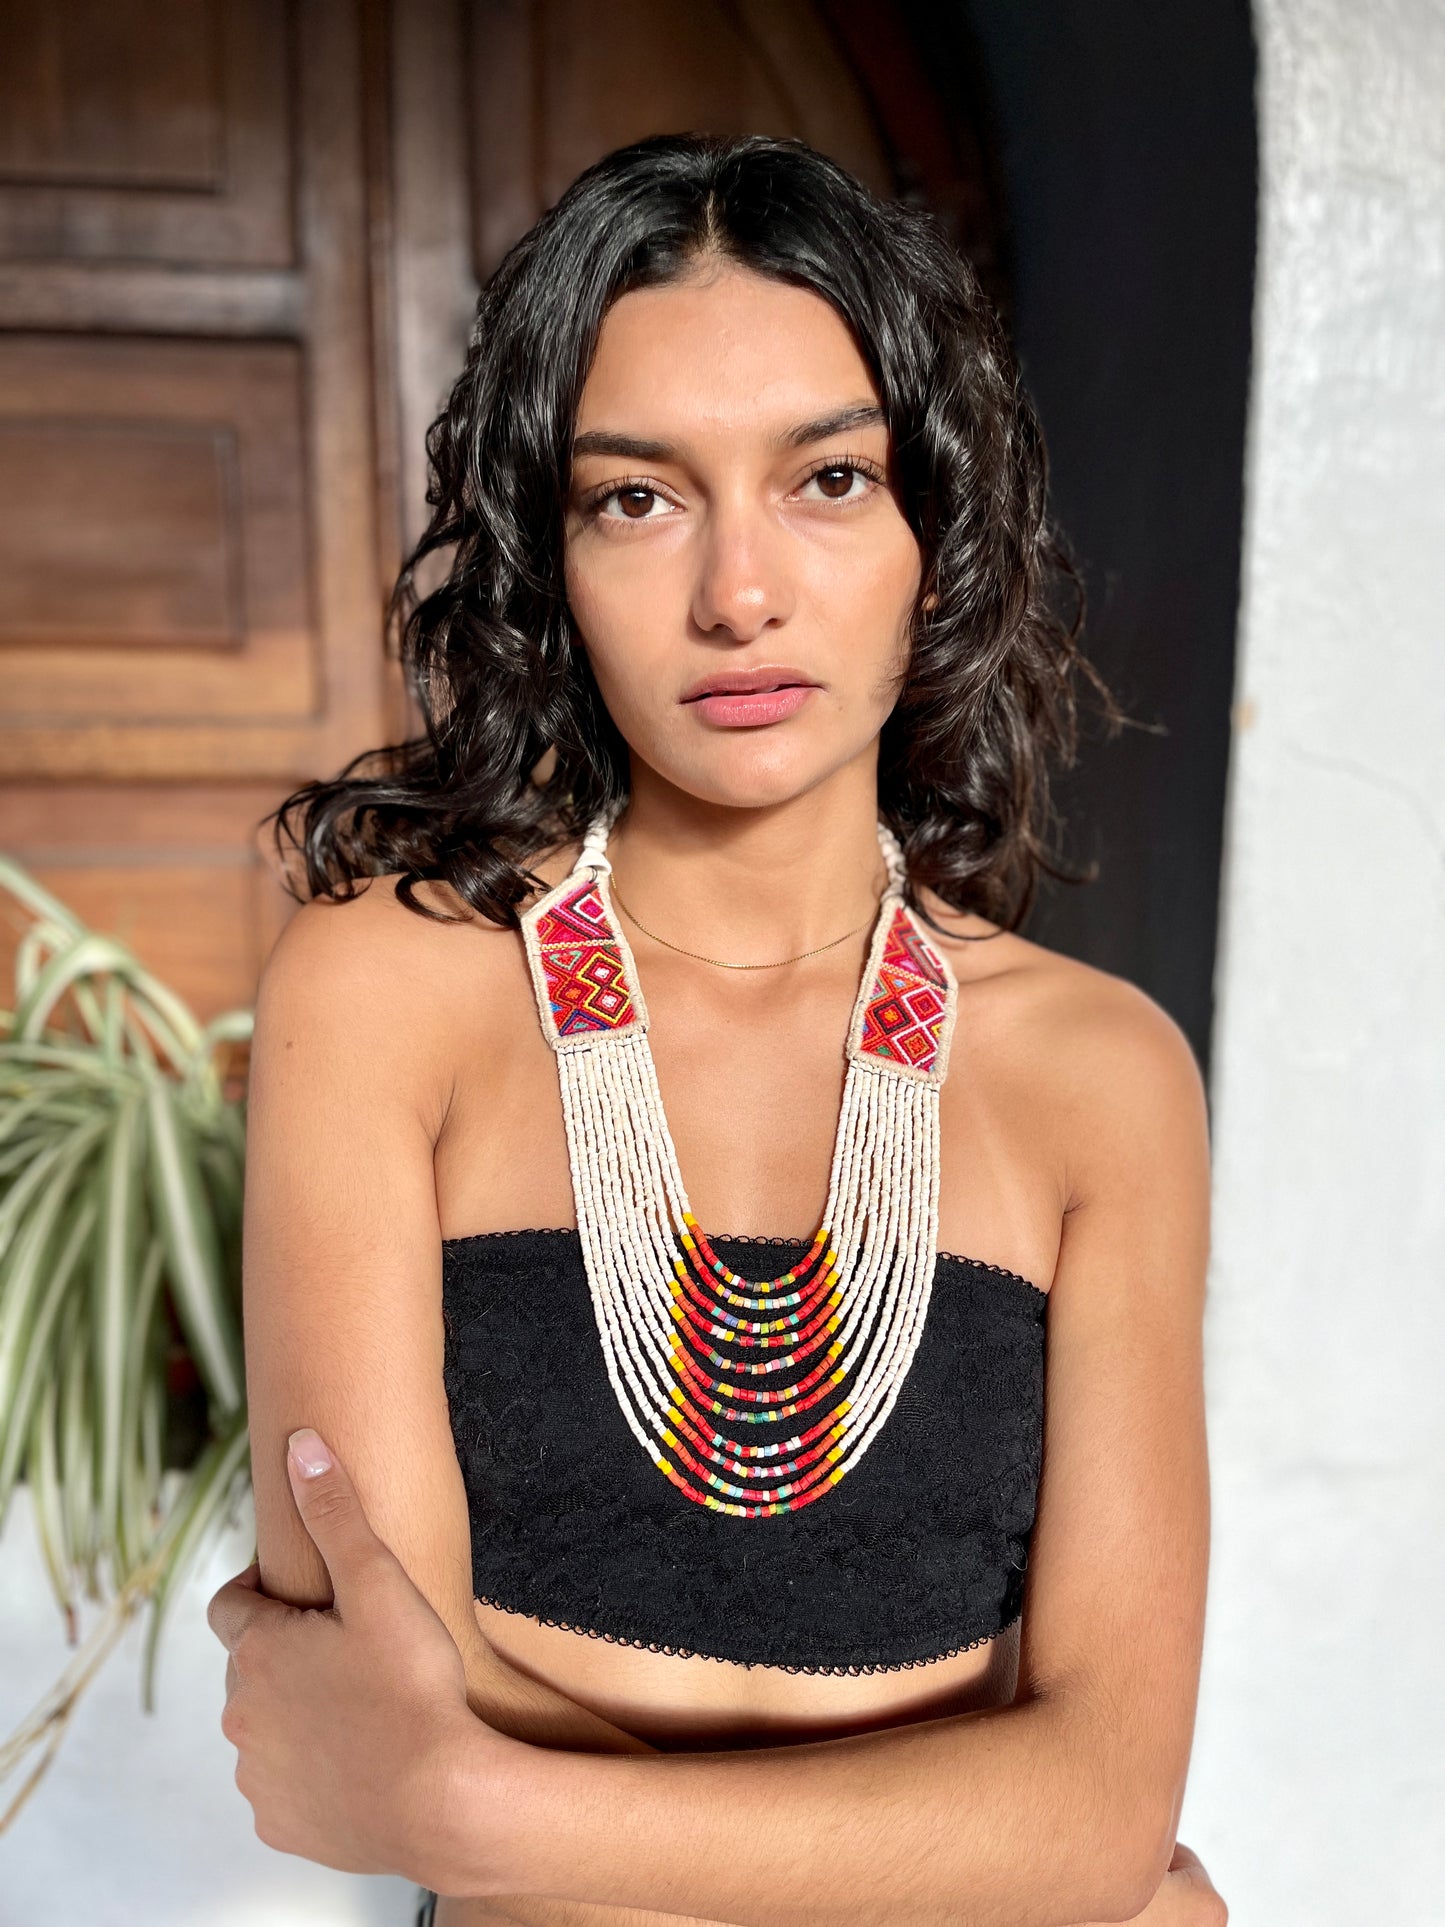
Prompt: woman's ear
<box><xmin>920</xmin><ymin>590</ymin><xmax>939</xmax><ymax>614</ymax></box>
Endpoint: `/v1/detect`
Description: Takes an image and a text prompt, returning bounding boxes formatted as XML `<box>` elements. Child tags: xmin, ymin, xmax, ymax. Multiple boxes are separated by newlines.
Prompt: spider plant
<box><xmin>0</xmin><ymin>855</ymin><xmax>254</xmax><ymax>1829</ymax></box>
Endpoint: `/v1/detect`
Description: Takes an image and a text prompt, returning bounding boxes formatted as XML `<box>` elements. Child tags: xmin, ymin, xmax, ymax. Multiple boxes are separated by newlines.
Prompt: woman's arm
<box><xmin>241</xmin><ymin>880</ymin><xmax>656</xmax><ymax>1757</ymax></box>
<box><xmin>430</xmin><ymin>975</ymin><xmax>1214</xmax><ymax>1926</ymax></box>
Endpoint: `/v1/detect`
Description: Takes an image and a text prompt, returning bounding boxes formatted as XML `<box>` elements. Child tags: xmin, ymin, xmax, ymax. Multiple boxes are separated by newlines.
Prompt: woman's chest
<box><xmin>433</xmin><ymin>930</ymin><xmax>1063</xmax><ymax>1293</ymax></box>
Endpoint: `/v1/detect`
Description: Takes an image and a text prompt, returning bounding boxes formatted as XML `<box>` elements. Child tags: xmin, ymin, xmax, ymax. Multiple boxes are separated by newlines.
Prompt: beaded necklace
<box><xmin>518</xmin><ymin>804</ymin><xmax>958</xmax><ymax>1518</ymax></box>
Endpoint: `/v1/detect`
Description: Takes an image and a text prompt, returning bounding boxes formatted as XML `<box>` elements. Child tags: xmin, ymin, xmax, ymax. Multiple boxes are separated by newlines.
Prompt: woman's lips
<box><xmin>686</xmin><ymin>684</ymin><xmax>817</xmax><ymax>727</ymax></box>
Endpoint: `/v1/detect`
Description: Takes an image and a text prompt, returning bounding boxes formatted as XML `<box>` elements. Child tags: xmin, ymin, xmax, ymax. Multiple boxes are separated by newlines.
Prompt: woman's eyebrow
<box><xmin>777</xmin><ymin>401</ymin><xmax>887</xmax><ymax>449</ymax></box>
<box><xmin>571</xmin><ymin>429</ymin><xmax>673</xmax><ymax>462</ymax></box>
<box><xmin>570</xmin><ymin>402</ymin><xmax>886</xmax><ymax>464</ymax></box>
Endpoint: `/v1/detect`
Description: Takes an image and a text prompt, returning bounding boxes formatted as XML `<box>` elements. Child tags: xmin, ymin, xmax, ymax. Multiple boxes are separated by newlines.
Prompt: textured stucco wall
<box><xmin>0</xmin><ymin>1481</ymin><xmax>411</xmax><ymax>1923</ymax></box>
<box><xmin>1184</xmin><ymin>1</ymin><xmax>1445</xmax><ymax>1920</ymax></box>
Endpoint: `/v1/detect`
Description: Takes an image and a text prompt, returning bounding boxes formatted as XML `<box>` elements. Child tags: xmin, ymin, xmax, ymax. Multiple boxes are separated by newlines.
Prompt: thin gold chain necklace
<box><xmin>609</xmin><ymin>879</ymin><xmax>878</xmax><ymax>970</ymax></box>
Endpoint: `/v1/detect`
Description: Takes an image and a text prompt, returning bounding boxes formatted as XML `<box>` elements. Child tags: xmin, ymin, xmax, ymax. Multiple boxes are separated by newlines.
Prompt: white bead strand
<box><xmin>518</xmin><ymin>805</ymin><xmax>958</xmax><ymax>1515</ymax></box>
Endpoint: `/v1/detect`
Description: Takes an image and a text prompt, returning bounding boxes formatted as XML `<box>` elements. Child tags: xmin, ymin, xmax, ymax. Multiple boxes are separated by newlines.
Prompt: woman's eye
<box><xmin>595</xmin><ymin>484</ymin><xmax>671</xmax><ymax>521</ymax></box>
<box><xmin>587</xmin><ymin>462</ymin><xmax>880</xmax><ymax>521</ymax></box>
<box><xmin>800</xmin><ymin>463</ymin><xmax>877</xmax><ymax>503</ymax></box>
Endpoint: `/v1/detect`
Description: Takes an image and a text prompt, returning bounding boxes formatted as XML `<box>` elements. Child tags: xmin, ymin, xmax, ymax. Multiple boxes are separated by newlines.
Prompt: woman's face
<box><xmin>562</xmin><ymin>260</ymin><xmax>924</xmax><ymax>811</ymax></box>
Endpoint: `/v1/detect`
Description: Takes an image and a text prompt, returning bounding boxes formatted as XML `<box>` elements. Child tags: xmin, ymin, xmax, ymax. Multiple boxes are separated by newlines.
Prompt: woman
<box><xmin>213</xmin><ymin>134</ymin><xmax>1223</xmax><ymax>1924</ymax></box>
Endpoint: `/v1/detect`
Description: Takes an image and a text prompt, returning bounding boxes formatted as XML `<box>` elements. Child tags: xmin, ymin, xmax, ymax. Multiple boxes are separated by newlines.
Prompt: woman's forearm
<box><xmin>462</xmin><ymin>1636</ymin><xmax>659</xmax><ymax>1756</ymax></box>
<box><xmin>437</xmin><ymin>1690</ymin><xmax>1163</xmax><ymax>1927</ymax></box>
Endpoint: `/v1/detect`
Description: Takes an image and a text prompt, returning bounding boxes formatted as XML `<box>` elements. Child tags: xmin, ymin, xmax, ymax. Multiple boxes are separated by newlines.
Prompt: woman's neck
<box><xmin>599</xmin><ymin>780</ymin><xmax>891</xmax><ymax>965</ymax></box>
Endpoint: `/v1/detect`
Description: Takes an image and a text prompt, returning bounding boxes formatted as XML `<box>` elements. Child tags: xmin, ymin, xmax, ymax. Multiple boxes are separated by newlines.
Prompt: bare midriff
<box><xmin>433</xmin><ymin>1608</ymin><xmax>1021</xmax><ymax>1926</ymax></box>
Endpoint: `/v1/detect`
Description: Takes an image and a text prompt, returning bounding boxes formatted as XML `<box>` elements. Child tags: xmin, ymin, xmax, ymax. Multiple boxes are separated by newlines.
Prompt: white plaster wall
<box><xmin>1182</xmin><ymin>1</ymin><xmax>1445</xmax><ymax>1921</ymax></box>
<box><xmin>0</xmin><ymin>1479</ymin><xmax>418</xmax><ymax>1924</ymax></box>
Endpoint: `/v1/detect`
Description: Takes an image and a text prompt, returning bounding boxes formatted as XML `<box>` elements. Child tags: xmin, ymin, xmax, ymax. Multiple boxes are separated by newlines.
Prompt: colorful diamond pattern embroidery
<box><xmin>857</xmin><ymin>906</ymin><xmax>950</xmax><ymax>1074</ymax></box>
<box><xmin>535</xmin><ymin>880</ymin><xmax>638</xmax><ymax>1038</ymax></box>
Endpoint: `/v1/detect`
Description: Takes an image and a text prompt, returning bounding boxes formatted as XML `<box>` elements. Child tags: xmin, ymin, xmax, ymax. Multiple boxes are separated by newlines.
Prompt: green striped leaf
<box><xmin>0</xmin><ymin>1079</ymin><xmax>84</xmax><ymax>1146</ymax></box>
<box><xmin>0</xmin><ymin>1183</ymin><xmax>98</xmax><ymax>1525</ymax></box>
<box><xmin>0</xmin><ymin>1117</ymin><xmax>108</xmax><ymax>1510</ymax></box>
<box><xmin>0</xmin><ymin>1122</ymin><xmax>102</xmax><ymax>1271</ymax></box>
<box><xmin>0</xmin><ymin>858</ymin><xmax>85</xmax><ymax>938</ymax></box>
<box><xmin>145</xmin><ymin>1082</ymin><xmax>242</xmax><ymax>1416</ymax></box>
<box><xmin>90</xmin><ymin>1092</ymin><xmax>147</xmax><ymax>1553</ymax></box>
<box><xmin>57</xmin><ymin>1293</ymin><xmax>98</xmax><ymax>1600</ymax></box>
<box><xmin>98</xmin><ymin>976</ymin><xmax>127</xmax><ymax>1070</ymax></box>
<box><xmin>141</xmin><ymin>1344</ymin><xmax>165</xmax><ymax>1527</ymax></box>
<box><xmin>141</xmin><ymin>1411</ymin><xmax>251</xmax><ymax>1713</ymax></box>
<box><xmin>115</xmin><ymin>1238</ymin><xmax>166</xmax><ymax>1584</ymax></box>
<box><xmin>0</xmin><ymin>1042</ymin><xmax>142</xmax><ymax>1089</ymax></box>
<box><xmin>27</xmin><ymin>1368</ymin><xmax>76</xmax><ymax>1638</ymax></box>
<box><xmin>13</xmin><ymin>932</ymin><xmax>139</xmax><ymax>1045</ymax></box>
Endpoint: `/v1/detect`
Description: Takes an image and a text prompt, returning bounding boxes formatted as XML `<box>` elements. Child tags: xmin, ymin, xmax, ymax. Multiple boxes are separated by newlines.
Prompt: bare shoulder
<box><xmin>260</xmin><ymin>873</ymin><xmax>494</xmax><ymax>1019</ymax></box>
<box><xmin>255</xmin><ymin>871</ymin><xmax>530</xmax><ymax>1131</ymax></box>
<box><xmin>263</xmin><ymin>870</ymin><xmax>494</xmax><ymax>977</ymax></box>
<box><xmin>914</xmin><ymin>887</ymin><xmax>1210</xmax><ymax>1210</ymax></box>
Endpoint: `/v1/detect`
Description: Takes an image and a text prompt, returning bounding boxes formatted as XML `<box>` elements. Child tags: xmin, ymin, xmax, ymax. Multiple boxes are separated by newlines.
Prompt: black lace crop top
<box><xmin>439</xmin><ymin>1227</ymin><xmax>1048</xmax><ymax>1675</ymax></box>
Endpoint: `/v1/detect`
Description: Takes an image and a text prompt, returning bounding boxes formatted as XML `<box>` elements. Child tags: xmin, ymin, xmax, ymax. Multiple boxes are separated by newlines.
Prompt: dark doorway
<box><xmin>929</xmin><ymin>1</ymin><xmax>1260</xmax><ymax>1081</ymax></box>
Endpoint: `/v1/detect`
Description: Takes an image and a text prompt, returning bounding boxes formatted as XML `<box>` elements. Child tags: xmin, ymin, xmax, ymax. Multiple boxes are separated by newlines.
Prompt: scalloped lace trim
<box><xmin>472</xmin><ymin>1594</ymin><xmax>1022</xmax><ymax>1675</ymax></box>
<box><xmin>442</xmin><ymin>1225</ymin><xmax>1046</xmax><ymax>1296</ymax></box>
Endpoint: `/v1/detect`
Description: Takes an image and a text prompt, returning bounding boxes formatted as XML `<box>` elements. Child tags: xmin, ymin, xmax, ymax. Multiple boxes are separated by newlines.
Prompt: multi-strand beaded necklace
<box><xmin>519</xmin><ymin>805</ymin><xmax>958</xmax><ymax>1518</ymax></box>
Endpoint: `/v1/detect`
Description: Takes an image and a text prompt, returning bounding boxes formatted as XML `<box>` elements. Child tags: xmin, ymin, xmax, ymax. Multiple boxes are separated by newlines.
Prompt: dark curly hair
<box><xmin>264</xmin><ymin>131</ymin><xmax>1124</xmax><ymax>936</ymax></box>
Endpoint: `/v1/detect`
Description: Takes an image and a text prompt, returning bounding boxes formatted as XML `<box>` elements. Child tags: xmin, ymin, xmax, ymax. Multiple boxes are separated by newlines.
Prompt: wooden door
<box><xmin>0</xmin><ymin>0</ymin><xmax>392</xmax><ymax>1017</ymax></box>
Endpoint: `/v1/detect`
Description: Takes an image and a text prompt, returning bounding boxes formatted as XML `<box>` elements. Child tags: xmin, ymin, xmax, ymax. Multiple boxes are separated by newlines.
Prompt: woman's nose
<box><xmin>688</xmin><ymin>498</ymin><xmax>795</xmax><ymax>641</ymax></box>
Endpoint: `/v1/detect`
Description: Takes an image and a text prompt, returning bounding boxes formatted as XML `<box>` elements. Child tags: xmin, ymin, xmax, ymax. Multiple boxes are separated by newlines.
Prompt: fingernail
<box><xmin>288</xmin><ymin>1428</ymin><xmax>332</xmax><ymax>1477</ymax></box>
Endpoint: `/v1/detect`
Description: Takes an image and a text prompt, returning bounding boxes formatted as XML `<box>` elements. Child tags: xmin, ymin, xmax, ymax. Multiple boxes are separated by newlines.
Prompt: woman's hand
<box><xmin>1071</xmin><ymin>1840</ymin><xmax>1228</xmax><ymax>1925</ymax></box>
<box><xmin>207</xmin><ymin>1427</ymin><xmax>525</xmax><ymax>1891</ymax></box>
<box><xmin>1150</xmin><ymin>1841</ymin><xmax>1228</xmax><ymax>1924</ymax></box>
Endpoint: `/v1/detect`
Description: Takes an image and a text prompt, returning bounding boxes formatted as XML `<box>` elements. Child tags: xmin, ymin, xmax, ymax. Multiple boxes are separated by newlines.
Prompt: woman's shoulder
<box><xmin>265</xmin><ymin>831</ymin><xmax>592</xmax><ymax>949</ymax></box>
<box><xmin>252</xmin><ymin>871</ymin><xmax>540</xmax><ymax>1116</ymax></box>
<box><xmin>261</xmin><ymin>870</ymin><xmax>520</xmax><ymax>992</ymax></box>
<box><xmin>913</xmin><ymin>885</ymin><xmax>1205</xmax><ymax>1142</ymax></box>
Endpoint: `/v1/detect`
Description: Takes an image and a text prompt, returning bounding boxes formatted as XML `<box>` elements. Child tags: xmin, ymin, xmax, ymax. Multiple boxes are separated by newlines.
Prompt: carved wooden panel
<box><xmin>0</xmin><ymin>0</ymin><xmax>293</xmax><ymax>267</ymax></box>
<box><xmin>0</xmin><ymin>335</ymin><xmax>314</xmax><ymax>718</ymax></box>
<box><xmin>0</xmin><ymin>0</ymin><xmax>379</xmax><ymax>1021</ymax></box>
